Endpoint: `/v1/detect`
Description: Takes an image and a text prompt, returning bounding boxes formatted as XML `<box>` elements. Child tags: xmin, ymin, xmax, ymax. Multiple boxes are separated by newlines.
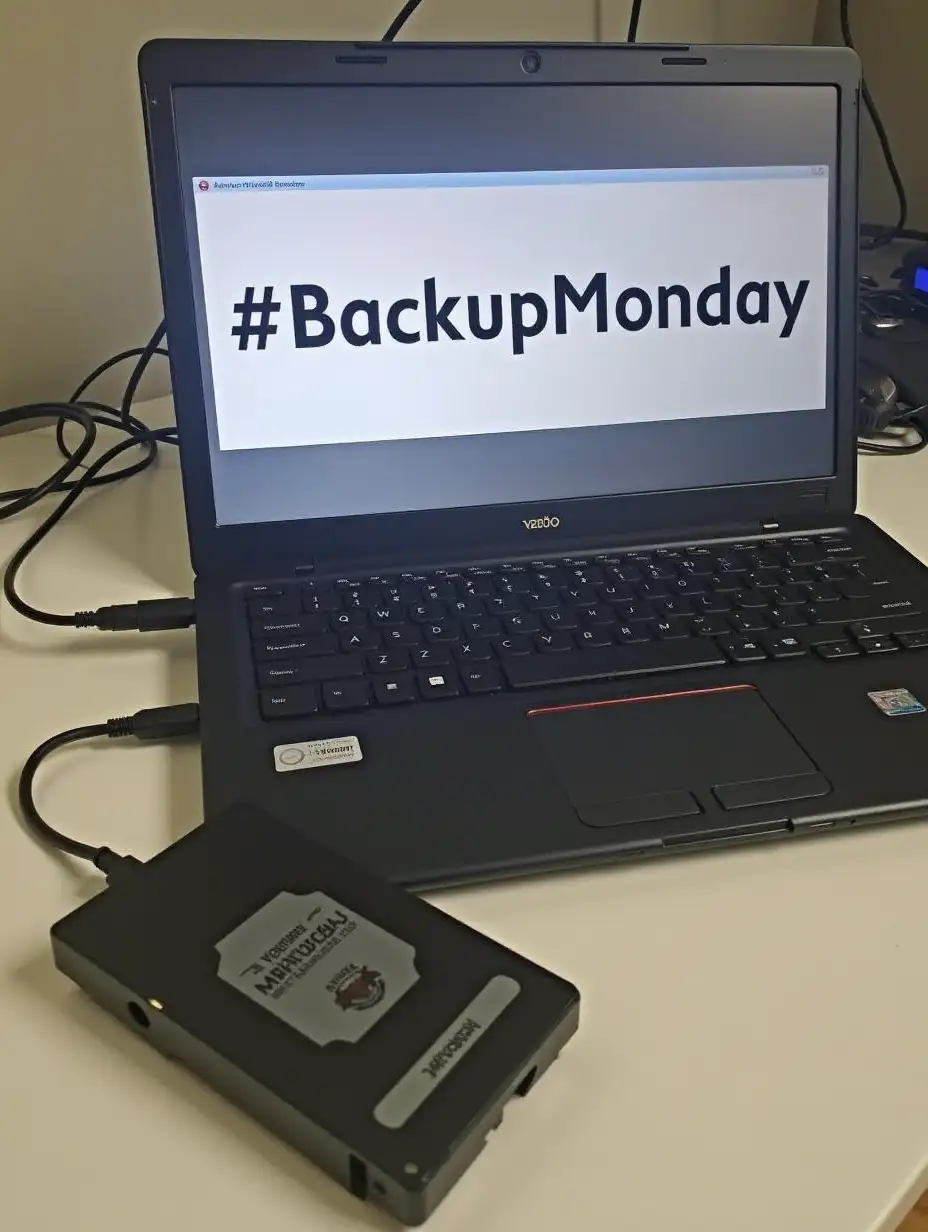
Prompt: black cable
<box><xmin>383</xmin><ymin>0</ymin><xmax>424</xmax><ymax>41</ymax></box>
<box><xmin>0</xmin><ymin>322</ymin><xmax>191</xmax><ymax>628</ymax></box>
<box><xmin>858</xmin><ymin>421</ymin><xmax>927</xmax><ymax>456</ymax></box>
<box><xmin>839</xmin><ymin>0</ymin><xmax>908</xmax><ymax>248</ymax></box>
<box><xmin>627</xmin><ymin>0</ymin><xmax>643</xmax><ymax>42</ymax></box>
<box><xmin>18</xmin><ymin>703</ymin><xmax>200</xmax><ymax>874</ymax></box>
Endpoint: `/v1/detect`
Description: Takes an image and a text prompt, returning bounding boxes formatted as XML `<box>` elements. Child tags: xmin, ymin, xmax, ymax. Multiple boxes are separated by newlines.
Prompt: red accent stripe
<box><xmin>526</xmin><ymin>683</ymin><xmax>755</xmax><ymax>719</ymax></box>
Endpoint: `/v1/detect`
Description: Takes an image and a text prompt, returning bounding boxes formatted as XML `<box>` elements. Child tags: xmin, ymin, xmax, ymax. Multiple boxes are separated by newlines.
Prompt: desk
<box><xmin>2</xmin><ymin>398</ymin><xmax>928</xmax><ymax>1232</ymax></box>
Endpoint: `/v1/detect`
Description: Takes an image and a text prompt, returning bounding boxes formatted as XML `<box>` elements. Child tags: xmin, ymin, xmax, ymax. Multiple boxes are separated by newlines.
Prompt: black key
<box><xmin>748</xmin><ymin>548</ymin><xmax>784</xmax><ymax>570</ymax></box>
<box><xmin>730</xmin><ymin>613</ymin><xmax>770</xmax><ymax>634</ymax></box>
<box><xmin>614</xmin><ymin>622</ymin><xmax>651</xmax><ymax>644</ymax></box>
<box><xmin>330</xmin><ymin>611</ymin><xmax>369</xmax><ymax>630</ymax></box>
<box><xmin>342</xmin><ymin>585</ymin><xmax>382</xmax><ymax>608</ymax></box>
<box><xmin>815</xmin><ymin>640</ymin><xmax>860</xmax><ymax>661</ymax></box>
<box><xmin>667</xmin><ymin>576</ymin><xmax>707</xmax><ymax>597</ymax></box>
<box><xmin>290</xmin><ymin>655</ymin><xmax>364</xmax><ymax>683</ymax></box>
<box><xmin>486</xmin><ymin>595</ymin><xmax>524</xmax><ymax>617</ymax></box>
<box><xmin>718</xmin><ymin>637</ymin><xmax>767</xmax><ymax>664</ymax></box>
<box><xmin>495</xmin><ymin>635</ymin><xmax>534</xmax><ymax>657</ymax></box>
<box><xmin>771</xmin><ymin>585</ymin><xmax>807</xmax><ymax>607</ymax></box>
<box><xmin>255</xmin><ymin>637</ymin><xmax>320</xmax><ymax>662</ymax></box>
<box><xmin>839</xmin><ymin>579</ymin><xmax>875</xmax><ymax>600</ymax></box>
<box><xmin>781</xmin><ymin>566</ymin><xmax>816</xmax><ymax>586</ymax></box>
<box><xmin>373</xmin><ymin>675</ymin><xmax>418</xmax><ymax>705</ymax></box>
<box><xmin>409</xmin><ymin>602</ymin><xmax>448</xmax><ymax>623</ymax></box>
<box><xmin>691</xmin><ymin>615</ymin><xmax>731</xmax><ymax>637</ymax></box>
<box><xmin>784</xmin><ymin>543</ymin><xmax>826</xmax><ymax>565</ymax></box>
<box><xmin>249</xmin><ymin>614</ymin><xmax>329</xmax><ymax>639</ymax></box>
<box><xmin>817</xmin><ymin>563</ymin><xmax>847</xmax><ymax>582</ymax></box>
<box><xmin>822</xmin><ymin>543</ymin><xmax>864</xmax><ymax>561</ymax></box>
<box><xmin>692</xmin><ymin>593</ymin><xmax>731</xmax><ymax>615</ymax></box>
<box><xmin>654</xmin><ymin>596</ymin><xmax>693</xmax><ymax>618</ymax></box>
<box><xmin>424</xmin><ymin>622</ymin><xmax>459</xmax><ymax>643</ymax></box>
<box><xmin>453</xmin><ymin>639</ymin><xmax>494</xmax><ymax>663</ymax></box>
<box><xmin>369</xmin><ymin>605</ymin><xmax>406</xmax><ymax>626</ymax></box>
<box><xmin>575</xmin><ymin>627</ymin><xmax>614</xmax><ymax>648</ymax></box>
<box><xmin>368</xmin><ymin>650</ymin><xmax>409</xmax><ymax>674</ymax></box>
<box><xmin>544</xmin><ymin>607</ymin><xmax>580</xmax><ymax>631</ymax></box>
<box><xmin>340</xmin><ymin>629</ymin><xmax>381</xmax><ymax>653</ymax></box>
<box><xmin>562</xmin><ymin>585</ymin><xmax>599</xmax><ymax>606</ymax></box>
<box><xmin>579</xmin><ymin>603</ymin><xmax>615</xmax><ymax>626</ymax></box>
<box><xmin>759</xmin><ymin>634</ymin><xmax>807</xmax><ymax>660</ymax></box>
<box><xmin>641</xmin><ymin>560</ymin><xmax>675</xmax><ymax>581</ymax></box>
<box><xmin>412</xmin><ymin>645</ymin><xmax>451</xmax><ymax>668</ymax></box>
<box><xmin>459</xmin><ymin>576</ymin><xmax>495</xmax><ymax>598</ymax></box>
<box><xmin>610</xmin><ymin>565</ymin><xmax>643</xmax><ymax>584</ymax></box>
<box><xmin>382</xmin><ymin>624</ymin><xmax>422</xmax><ymax>648</ymax></box>
<box><xmin>709</xmin><ymin>572</ymin><xmax>746</xmax><ymax>594</ymax></box>
<box><xmin>733</xmin><ymin>589</ymin><xmax>769</xmax><ymax>609</ymax></box>
<box><xmin>417</xmin><ymin>668</ymin><xmax>461</xmax><ymax>700</ymax></box>
<box><xmin>447</xmin><ymin>598</ymin><xmax>487</xmax><ymax>620</ymax></box>
<box><xmin>637</xmin><ymin>581</ymin><xmax>669</xmax><ymax>601</ymax></box>
<box><xmin>302</xmin><ymin>590</ymin><xmax>342</xmax><ymax>614</ymax></box>
<box><xmin>257</xmin><ymin>662</ymin><xmax>311</xmax><ymax>688</ymax></box>
<box><xmin>768</xmin><ymin>607</ymin><xmax>809</xmax><ymax>629</ymax></box>
<box><xmin>535</xmin><ymin>630</ymin><xmax>574</xmax><ymax>653</ymax></box>
<box><xmin>248</xmin><ymin>596</ymin><xmax>299</xmax><ymax>620</ymax></box>
<box><xmin>599</xmin><ymin>581</ymin><xmax>637</xmax><ymax>604</ymax></box>
<box><xmin>811</xmin><ymin>598</ymin><xmax>921</xmax><ymax>626</ymax></box>
<box><xmin>613</xmin><ymin>600</ymin><xmax>654</xmax><ymax>623</ymax></box>
<box><xmin>462</xmin><ymin>617</ymin><xmax>502</xmax><ymax>639</ymax></box>
<box><xmin>323</xmin><ymin>679</ymin><xmax>371</xmax><ymax>711</ymax></box>
<box><xmin>496</xmin><ymin>572</ymin><xmax>532</xmax><ymax>595</ymax></box>
<box><xmin>527</xmin><ymin>587</ymin><xmax>560</xmax><ymax>610</ymax></box>
<box><xmin>679</xmin><ymin>552</ymin><xmax>716</xmax><ymax>576</ymax></box>
<box><xmin>245</xmin><ymin>583</ymin><xmax>283</xmax><ymax>599</ymax></box>
<box><xmin>259</xmin><ymin>685</ymin><xmax>320</xmax><ymax>720</ymax></box>
<box><xmin>649</xmin><ymin>617</ymin><xmax>691</xmax><ymax>639</ymax></box>
<box><xmin>857</xmin><ymin>636</ymin><xmax>898</xmax><ymax>655</ymax></box>
<box><xmin>897</xmin><ymin>630</ymin><xmax>928</xmax><ymax>650</ymax></box>
<box><xmin>506</xmin><ymin>611</ymin><xmax>542</xmax><ymax>636</ymax></box>
<box><xmin>461</xmin><ymin>664</ymin><xmax>504</xmax><ymax>695</ymax></box>
<box><xmin>807</xmin><ymin>582</ymin><xmax>842</xmax><ymax>604</ymax></box>
<box><xmin>566</xmin><ymin>565</ymin><xmax>604</xmax><ymax>586</ymax></box>
<box><xmin>502</xmin><ymin>640</ymin><xmax>727</xmax><ymax>689</ymax></box>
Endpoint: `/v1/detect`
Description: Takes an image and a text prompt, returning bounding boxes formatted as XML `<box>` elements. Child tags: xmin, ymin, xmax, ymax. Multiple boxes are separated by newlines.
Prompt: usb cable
<box><xmin>18</xmin><ymin>703</ymin><xmax>200</xmax><ymax>880</ymax></box>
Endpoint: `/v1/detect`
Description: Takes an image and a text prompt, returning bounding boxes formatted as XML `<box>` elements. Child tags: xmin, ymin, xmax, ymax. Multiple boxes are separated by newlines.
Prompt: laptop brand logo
<box><xmin>523</xmin><ymin>516</ymin><xmax>560</xmax><ymax>530</ymax></box>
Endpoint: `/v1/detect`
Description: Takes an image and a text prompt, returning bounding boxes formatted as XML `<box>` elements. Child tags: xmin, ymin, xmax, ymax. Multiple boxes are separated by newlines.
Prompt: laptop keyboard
<box><xmin>245</xmin><ymin>534</ymin><xmax>928</xmax><ymax>719</ymax></box>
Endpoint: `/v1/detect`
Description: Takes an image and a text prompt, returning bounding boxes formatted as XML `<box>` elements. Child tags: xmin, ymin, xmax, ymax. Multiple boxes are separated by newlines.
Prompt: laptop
<box><xmin>139</xmin><ymin>39</ymin><xmax>928</xmax><ymax>889</ymax></box>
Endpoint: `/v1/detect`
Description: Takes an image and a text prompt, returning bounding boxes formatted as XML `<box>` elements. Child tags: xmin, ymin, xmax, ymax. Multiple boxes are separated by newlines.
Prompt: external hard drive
<box><xmin>51</xmin><ymin>805</ymin><xmax>580</xmax><ymax>1223</ymax></box>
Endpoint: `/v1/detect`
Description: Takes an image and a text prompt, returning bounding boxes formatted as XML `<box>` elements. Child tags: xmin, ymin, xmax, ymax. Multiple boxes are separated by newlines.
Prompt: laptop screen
<box><xmin>173</xmin><ymin>83</ymin><xmax>837</xmax><ymax>527</ymax></box>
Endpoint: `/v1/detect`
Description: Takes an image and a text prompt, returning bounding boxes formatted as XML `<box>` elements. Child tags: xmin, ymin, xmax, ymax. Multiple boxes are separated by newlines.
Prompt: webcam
<box><xmin>521</xmin><ymin>50</ymin><xmax>542</xmax><ymax>74</ymax></box>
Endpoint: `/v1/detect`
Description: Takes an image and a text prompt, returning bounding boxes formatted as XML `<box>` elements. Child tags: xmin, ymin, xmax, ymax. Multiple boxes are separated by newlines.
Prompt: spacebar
<box><xmin>502</xmin><ymin>641</ymin><xmax>727</xmax><ymax>690</ymax></box>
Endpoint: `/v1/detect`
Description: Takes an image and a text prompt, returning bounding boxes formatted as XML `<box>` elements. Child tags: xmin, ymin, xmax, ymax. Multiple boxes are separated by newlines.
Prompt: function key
<box><xmin>857</xmin><ymin>636</ymin><xmax>898</xmax><ymax>655</ymax></box>
<box><xmin>323</xmin><ymin>679</ymin><xmax>371</xmax><ymax>710</ymax></box>
<box><xmin>897</xmin><ymin>629</ymin><xmax>928</xmax><ymax>650</ymax></box>
<box><xmin>373</xmin><ymin>675</ymin><xmax>417</xmax><ymax>705</ymax></box>
<box><xmin>814</xmin><ymin>641</ymin><xmax>860</xmax><ymax>661</ymax></box>
<box><xmin>718</xmin><ymin>636</ymin><xmax>767</xmax><ymax>664</ymax></box>
<box><xmin>248</xmin><ymin>595</ymin><xmax>300</xmax><ymax>619</ymax></box>
<box><xmin>417</xmin><ymin>669</ymin><xmax>461</xmax><ymax>700</ymax></box>
<box><xmin>245</xmin><ymin>583</ymin><xmax>283</xmax><ymax>599</ymax></box>
<box><xmin>461</xmin><ymin>664</ymin><xmax>503</xmax><ymax>694</ymax></box>
<box><xmin>259</xmin><ymin>685</ymin><xmax>320</xmax><ymax>719</ymax></box>
<box><xmin>759</xmin><ymin>633</ymin><xmax>807</xmax><ymax>660</ymax></box>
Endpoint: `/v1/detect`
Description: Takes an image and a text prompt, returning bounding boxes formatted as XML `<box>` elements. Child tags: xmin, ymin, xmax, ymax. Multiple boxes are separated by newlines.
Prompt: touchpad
<box><xmin>529</xmin><ymin>686</ymin><xmax>831</xmax><ymax>828</ymax></box>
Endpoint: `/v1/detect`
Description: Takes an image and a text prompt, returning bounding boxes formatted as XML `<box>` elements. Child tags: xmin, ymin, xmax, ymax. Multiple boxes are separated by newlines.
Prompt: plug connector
<box><xmin>75</xmin><ymin>598</ymin><xmax>196</xmax><ymax>632</ymax></box>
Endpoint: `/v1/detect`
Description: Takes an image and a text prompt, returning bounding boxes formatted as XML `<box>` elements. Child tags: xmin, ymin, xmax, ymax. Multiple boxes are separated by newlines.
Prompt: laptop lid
<box><xmin>139</xmin><ymin>40</ymin><xmax>860</xmax><ymax>580</ymax></box>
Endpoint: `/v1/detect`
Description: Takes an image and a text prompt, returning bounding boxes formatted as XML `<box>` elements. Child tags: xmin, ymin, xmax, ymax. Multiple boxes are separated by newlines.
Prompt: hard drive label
<box><xmin>216</xmin><ymin>890</ymin><xmax>418</xmax><ymax>1044</ymax></box>
<box><xmin>374</xmin><ymin>975</ymin><xmax>521</xmax><ymax>1129</ymax></box>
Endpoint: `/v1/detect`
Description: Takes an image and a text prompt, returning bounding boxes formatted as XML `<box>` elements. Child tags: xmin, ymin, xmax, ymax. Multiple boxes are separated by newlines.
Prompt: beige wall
<box><xmin>1</xmin><ymin>0</ymin><xmax>817</xmax><ymax>411</ymax></box>
<box><xmin>815</xmin><ymin>0</ymin><xmax>928</xmax><ymax>234</ymax></box>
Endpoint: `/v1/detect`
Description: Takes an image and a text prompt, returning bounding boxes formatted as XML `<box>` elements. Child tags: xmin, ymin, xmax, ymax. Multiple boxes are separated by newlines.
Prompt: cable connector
<box><xmin>75</xmin><ymin>597</ymin><xmax>196</xmax><ymax>632</ymax></box>
<box><xmin>106</xmin><ymin>703</ymin><xmax>200</xmax><ymax>741</ymax></box>
<box><xmin>93</xmin><ymin>848</ymin><xmax>147</xmax><ymax>883</ymax></box>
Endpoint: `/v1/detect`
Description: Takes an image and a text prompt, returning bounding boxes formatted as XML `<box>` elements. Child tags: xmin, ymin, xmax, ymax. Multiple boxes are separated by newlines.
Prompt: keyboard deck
<box><xmin>245</xmin><ymin>534</ymin><xmax>928</xmax><ymax>719</ymax></box>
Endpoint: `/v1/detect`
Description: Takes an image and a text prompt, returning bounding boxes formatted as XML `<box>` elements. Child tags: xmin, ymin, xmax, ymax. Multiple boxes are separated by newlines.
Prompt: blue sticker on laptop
<box><xmin>868</xmin><ymin>688</ymin><xmax>926</xmax><ymax>717</ymax></box>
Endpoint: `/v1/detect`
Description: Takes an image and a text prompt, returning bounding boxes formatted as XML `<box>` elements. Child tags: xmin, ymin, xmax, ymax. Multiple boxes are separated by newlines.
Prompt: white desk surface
<box><xmin>3</xmin><ymin>397</ymin><xmax>928</xmax><ymax>1232</ymax></box>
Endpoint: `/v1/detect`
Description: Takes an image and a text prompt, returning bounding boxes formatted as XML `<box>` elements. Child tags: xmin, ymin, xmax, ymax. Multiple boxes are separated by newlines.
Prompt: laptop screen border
<box><xmin>140</xmin><ymin>40</ymin><xmax>860</xmax><ymax>579</ymax></box>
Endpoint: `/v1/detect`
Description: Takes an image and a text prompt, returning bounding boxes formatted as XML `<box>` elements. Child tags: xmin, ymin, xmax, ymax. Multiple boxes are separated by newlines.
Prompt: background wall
<box><xmin>0</xmin><ymin>0</ymin><xmax>833</xmax><ymax>412</ymax></box>
<box><xmin>815</xmin><ymin>0</ymin><xmax>928</xmax><ymax>236</ymax></box>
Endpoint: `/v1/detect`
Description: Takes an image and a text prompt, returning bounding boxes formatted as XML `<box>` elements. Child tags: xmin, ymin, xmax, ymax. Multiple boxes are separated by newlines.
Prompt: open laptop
<box><xmin>139</xmin><ymin>39</ymin><xmax>928</xmax><ymax>889</ymax></box>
